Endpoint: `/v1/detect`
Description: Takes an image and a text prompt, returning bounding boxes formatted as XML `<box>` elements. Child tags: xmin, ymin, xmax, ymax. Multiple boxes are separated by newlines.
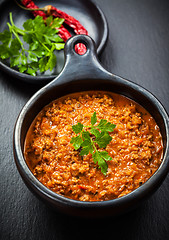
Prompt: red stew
<box><xmin>24</xmin><ymin>91</ymin><xmax>163</xmax><ymax>201</ymax></box>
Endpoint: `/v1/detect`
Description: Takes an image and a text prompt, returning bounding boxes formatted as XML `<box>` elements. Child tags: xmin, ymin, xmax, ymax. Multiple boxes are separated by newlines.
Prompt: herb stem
<box><xmin>14</xmin><ymin>27</ymin><xmax>25</xmax><ymax>36</ymax></box>
<box><xmin>9</xmin><ymin>13</ymin><xmax>25</xmax><ymax>35</ymax></box>
<box><xmin>38</xmin><ymin>38</ymin><xmax>50</xmax><ymax>52</ymax></box>
<box><xmin>9</xmin><ymin>12</ymin><xmax>15</xmax><ymax>26</ymax></box>
<box><xmin>91</xmin><ymin>138</ymin><xmax>97</xmax><ymax>152</ymax></box>
<box><xmin>7</xmin><ymin>24</ymin><xmax>24</xmax><ymax>51</ymax></box>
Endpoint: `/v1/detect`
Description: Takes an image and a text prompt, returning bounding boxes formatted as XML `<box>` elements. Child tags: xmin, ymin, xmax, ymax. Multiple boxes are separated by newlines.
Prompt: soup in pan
<box><xmin>24</xmin><ymin>91</ymin><xmax>163</xmax><ymax>201</ymax></box>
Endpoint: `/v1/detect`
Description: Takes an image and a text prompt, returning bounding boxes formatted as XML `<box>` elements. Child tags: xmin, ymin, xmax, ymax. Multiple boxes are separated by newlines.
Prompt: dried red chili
<box><xmin>57</xmin><ymin>26</ymin><xmax>72</xmax><ymax>42</ymax></box>
<box><xmin>20</xmin><ymin>0</ymin><xmax>88</xmax><ymax>54</ymax></box>
<box><xmin>21</xmin><ymin>0</ymin><xmax>46</xmax><ymax>18</ymax></box>
<box><xmin>46</xmin><ymin>5</ymin><xmax>88</xmax><ymax>36</ymax></box>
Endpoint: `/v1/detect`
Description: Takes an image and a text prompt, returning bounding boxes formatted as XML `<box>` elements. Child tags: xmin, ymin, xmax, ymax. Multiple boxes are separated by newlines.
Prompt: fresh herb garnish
<box><xmin>70</xmin><ymin>112</ymin><xmax>116</xmax><ymax>175</ymax></box>
<box><xmin>0</xmin><ymin>13</ymin><xmax>65</xmax><ymax>76</ymax></box>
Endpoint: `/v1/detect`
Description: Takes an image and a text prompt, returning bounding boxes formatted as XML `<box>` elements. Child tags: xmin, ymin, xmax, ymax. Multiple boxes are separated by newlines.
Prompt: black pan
<box><xmin>13</xmin><ymin>35</ymin><xmax>169</xmax><ymax>217</ymax></box>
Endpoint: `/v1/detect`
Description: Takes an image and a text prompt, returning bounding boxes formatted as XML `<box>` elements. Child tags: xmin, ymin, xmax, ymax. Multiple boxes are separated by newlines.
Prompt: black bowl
<box><xmin>13</xmin><ymin>35</ymin><xmax>169</xmax><ymax>217</ymax></box>
<box><xmin>0</xmin><ymin>0</ymin><xmax>108</xmax><ymax>85</ymax></box>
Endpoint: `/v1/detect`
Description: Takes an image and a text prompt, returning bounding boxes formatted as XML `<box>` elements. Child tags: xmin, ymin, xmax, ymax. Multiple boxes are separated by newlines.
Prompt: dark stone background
<box><xmin>0</xmin><ymin>0</ymin><xmax>169</xmax><ymax>239</ymax></box>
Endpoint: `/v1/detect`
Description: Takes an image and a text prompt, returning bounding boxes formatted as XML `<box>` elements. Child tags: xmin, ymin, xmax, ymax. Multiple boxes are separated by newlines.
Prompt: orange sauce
<box><xmin>24</xmin><ymin>91</ymin><xmax>163</xmax><ymax>201</ymax></box>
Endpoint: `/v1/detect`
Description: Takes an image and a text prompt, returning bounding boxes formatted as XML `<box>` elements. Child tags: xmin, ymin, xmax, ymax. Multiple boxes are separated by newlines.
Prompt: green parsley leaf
<box><xmin>27</xmin><ymin>67</ymin><xmax>36</xmax><ymax>76</ymax></box>
<box><xmin>90</xmin><ymin>128</ymin><xmax>100</xmax><ymax>138</ymax></box>
<box><xmin>0</xmin><ymin>45</ymin><xmax>10</xmax><ymax>59</ymax></box>
<box><xmin>18</xmin><ymin>65</ymin><xmax>27</xmax><ymax>73</ymax></box>
<box><xmin>70</xmin><ymin>135</ymin><xmax>83</xmax><ymax>150</ymax></box>
<box><xmin>93</xmin><ymin>151</ymin><xmax>108</xmax><ymax>176</ymax></box>
<box><xmin>91</xmin><ymin>111</ymin><xmax>97</xmax><ymax>125</ymax></box>
<box><xmin>99</xmin><ymin>151</ymin><xmax>112</xmax><ymax>161</ymax></box>
<box><xmin>0</xmin><ymin>29</ymin><xmax>11</xmax><ymax>45</ymax></box>
<box><xmin>71</xmin><ymin>112</ymin><xmax>116</xmax><ymax>175</ymax></box>
<box><xmin>39</xmin><ymin>56</ymin><xmax>48</xmax><ymax>72</ymax></box>
<box><xmin>20</xmin><ymin>52</ymin><xmax>27</xmax><ymax>65</ymax></box>
<box><xmin>10</xmin><ymin>55</ymin><xmax>20</xmax><ymax>67</ymax></box>
<box><xmin>54</xmin><ymin>43</ymin><xmax>65</xmax><ymax>50</ymax></box>
<box><xmin>32</xmin><ymin>46</ymin><xmax>46</xmax><ymax>58</ymax></box>
<box><xmin>97</xmin><ymin>119</ymin><xmax>116</xmax><ymax>132</ymax></box>
<box><xmin>23</xmin><ymin>19</ymin><xmax>34</xmax><ymax>31</ymax></box>
<box><xmin>10</xmin><ymin>38</ymin><xmax>21</xmax><ymax>55</ymax></box>
<box><xmin>52</xmin><ymin>17</ymin><xmax>65</xmax><ymax>28</ymax></box>
<box><xmin>72</xmin><ymin>123</ymin><xmax>83</xmax><ymax>134</ymax></box>
<box><xmin>45</xmin><ymin>16</ymin><xmax>54</xmax><ymax>27</ymax></box>
<box><xmin>29</xmin><ymin>41</ymin><xmax>39</xmax><ymax>51</ymax></box>
<box><xmin>95</xmin><ymin>131</ymin><xmax>112</xmax><ymax>148</ymax></box>
<box><xmin>45</xmin><ymin>52</ymin><xmax>56</xmax><ymax>72</ymax></box>
<box><xmin>28</xmin><ymin>52</ymin><xmax>38</xmax><ymax>62</ymax></box>
<box><xmin>80</xmin><ymin>140</ymin><xmax>93</xmax><ymax>155</ymax></box>
<box><xmin>23</xmin><ymin>33</ymin><xmax>32</xmax><ymax>44</ymax></box>
<box><xmin>82</xmin><ymin>131</ymin><xmax>90</xmax><ymax>141</ymax></box>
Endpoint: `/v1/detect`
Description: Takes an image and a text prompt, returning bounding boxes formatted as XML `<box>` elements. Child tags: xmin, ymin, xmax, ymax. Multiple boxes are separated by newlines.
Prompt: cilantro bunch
<box><xmin>71</xmin><ymin>112</ymin><xmax>116</xmax><ymax>175</ymax></box>
<box><xmin>0</xmin><ymin>13</ymin><xmax>65</xmax><ymax>76</ymax></box>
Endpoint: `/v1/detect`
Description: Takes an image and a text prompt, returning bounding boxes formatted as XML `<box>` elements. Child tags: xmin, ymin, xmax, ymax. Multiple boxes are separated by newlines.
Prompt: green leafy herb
<box><xmin>0</xmin><ymin>13</ymin><xmax>65</xmax><ymax>76</ymax></box>
<box><xmin>70</xmin><ymin>112</ymin><xmax>116</xmax><ymax>175</ymax></box>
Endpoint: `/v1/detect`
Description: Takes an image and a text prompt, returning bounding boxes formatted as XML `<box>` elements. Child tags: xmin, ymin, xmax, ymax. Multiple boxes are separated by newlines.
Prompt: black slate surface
<box><xmin>0</xmin><ymin>0</ymin><xmax>169</xmax><ymax>239</ymax></box>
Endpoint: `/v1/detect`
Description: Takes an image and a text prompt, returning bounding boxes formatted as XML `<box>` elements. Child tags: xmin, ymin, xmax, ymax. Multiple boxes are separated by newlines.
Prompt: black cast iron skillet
<box><xmin>13</xmin><ymin>35</ymin><xmax>169</xmax><ymax>218</ymax></box>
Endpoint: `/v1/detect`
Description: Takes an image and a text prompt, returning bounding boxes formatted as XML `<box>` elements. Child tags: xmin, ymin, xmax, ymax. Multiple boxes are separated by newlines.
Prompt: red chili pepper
<box><xmin>20</xmin><ymin>0</ymin><xmax>87</xmax><ymax>54</ymax></box>
<box><xmin>58</xmin><ymin>26</ymin><xmax>72</xmax><ymax>42</ymax></box>
<box><xmin>46</xmin><ymin>5</ymin><xmax>88</xmax><ymax>36</ymax></box>
<box><xmin>21</xmin><ymin>0</ymin><xmax>47</xmax><ymax>18</ymax></box>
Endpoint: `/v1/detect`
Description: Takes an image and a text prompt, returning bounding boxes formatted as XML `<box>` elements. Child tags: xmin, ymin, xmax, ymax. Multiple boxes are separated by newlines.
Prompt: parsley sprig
<box><xmin>0</xmin><ymin>13</ymin><xmax>65</xmax><ymax>76</ymax></box>
<box><xmin>70</xmin><ymin>112</ymin><xmax>116</xmax><ymax>175</ymax></box>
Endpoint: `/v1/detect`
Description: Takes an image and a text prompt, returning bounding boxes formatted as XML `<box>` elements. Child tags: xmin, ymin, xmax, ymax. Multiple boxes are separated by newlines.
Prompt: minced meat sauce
<box><xmin>24</xmin><ymin>91</ymin><xmax>163</xmax><ymax>201</ymax></box>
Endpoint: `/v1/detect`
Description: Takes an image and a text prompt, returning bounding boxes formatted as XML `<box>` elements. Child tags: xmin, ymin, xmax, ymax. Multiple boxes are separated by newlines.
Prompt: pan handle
<box><xmin>51</xmin><ymin>35</ymin><xmax>113</xmax><ymax>84</ymax></box>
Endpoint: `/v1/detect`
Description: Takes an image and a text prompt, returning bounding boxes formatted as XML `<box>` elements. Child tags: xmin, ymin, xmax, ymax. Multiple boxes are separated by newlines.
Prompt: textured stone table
<box><xmin>0</xmin><ymin>0</ymin><xmax>169</xmax><ymax>239</ymax></box>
